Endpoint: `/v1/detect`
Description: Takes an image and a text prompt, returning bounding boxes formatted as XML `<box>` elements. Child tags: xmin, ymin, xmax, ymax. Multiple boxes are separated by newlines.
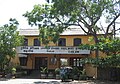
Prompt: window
<box><xmin>60</xmin><ymin>58</ymin><xmax>68</xmax><ymax>66</ymax></box>
<box><xmin>58</xmin><ymin>38</ymin><xmax>66</xmax><ymax>46</ymax></box>
<box><xmin>50</xmin><ymin>56</ymin><xmax>57</xmax><ymax>65</ymax></box>
<box><xmin>74</xmin><ymin>38</ymin><xmax>81</xmax><ymax>46</ymax></box>
<box><xmin>19</xmin><ymin>57</ymin><xmax>28</xmax><ymax>66</ymax></box>
<box><xmin>70</xmin><ymin>58</ymin><xmax>83</xmax><ymax>67</ymax></box>
<box><xmin>34</xmin><ymin>38</ymin><xmax>40</xmax><ymax>46</ymax></box>
<box><xmin>24</xmin><ymin>38</ymin><xmax>28</xmax><ymax>46</ymax></box>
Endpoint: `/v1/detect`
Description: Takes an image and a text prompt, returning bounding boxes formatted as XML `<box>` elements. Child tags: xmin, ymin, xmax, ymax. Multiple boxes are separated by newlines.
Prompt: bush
<box><xmin>55</xmin><ymin>68</ymin><xmax>60</xmax><ymax>74</ymax></box>
<box><xmin>72</xmin><ymin>67</ymin><xmax>80</xmax><ymax>75</ymax></box>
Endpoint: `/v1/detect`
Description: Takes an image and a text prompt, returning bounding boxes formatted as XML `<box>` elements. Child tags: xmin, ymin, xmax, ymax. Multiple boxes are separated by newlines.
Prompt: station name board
<box><xmin>17</xmin><ymin>46</ymin><xmax>90</xmax><ymax>54</ymax></box>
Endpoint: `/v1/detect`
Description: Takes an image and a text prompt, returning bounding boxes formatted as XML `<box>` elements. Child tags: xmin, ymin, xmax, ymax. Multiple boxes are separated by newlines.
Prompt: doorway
<box><xmin>35</xmin><ymin>57</ymin><xmax>48</xmax><ymax>69</ymax></box>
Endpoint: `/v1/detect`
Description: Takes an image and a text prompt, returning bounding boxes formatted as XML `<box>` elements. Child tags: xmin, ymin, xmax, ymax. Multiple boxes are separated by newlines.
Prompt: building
<box><xmin>15</xmin><ymin>27</ymin><xmax>98</xmax><ymax>77</ymax></box>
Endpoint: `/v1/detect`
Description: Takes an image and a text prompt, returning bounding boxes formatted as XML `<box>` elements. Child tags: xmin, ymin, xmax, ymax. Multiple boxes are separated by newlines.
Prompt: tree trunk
<box><xmin>94</xmin><ymin>35</ymin><xmax>99</xmax><ymax>58</ymax></box>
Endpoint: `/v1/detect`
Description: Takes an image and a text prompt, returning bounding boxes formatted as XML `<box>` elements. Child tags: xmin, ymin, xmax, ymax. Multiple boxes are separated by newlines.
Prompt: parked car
<box><xmin>60</xmin><ymin>66</ymin><xmax>74</xmax><ymax>81</ymax></box>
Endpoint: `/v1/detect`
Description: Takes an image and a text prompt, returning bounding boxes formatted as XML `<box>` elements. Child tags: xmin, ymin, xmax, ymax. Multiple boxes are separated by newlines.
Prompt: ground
<box><xmin>0</xmin><ymin>78</ymin><xmax>120</xmax><ymax>84</ymax></box>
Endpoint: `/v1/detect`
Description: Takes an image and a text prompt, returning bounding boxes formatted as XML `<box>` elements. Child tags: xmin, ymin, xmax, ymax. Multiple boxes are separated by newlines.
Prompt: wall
<box><xmin>25</xmin><ymin>35</ymin><xmax>94</xmax><ymax>46</ymax></box>
<box><xmin>14</xmin><ymin>34</ymin><xmax>106</xmax><ymax>78</ymax></box>
<box><xmin>84</xmin><ymin>64</ymin><xmax>97</xmax><ymax>78</ymax></box>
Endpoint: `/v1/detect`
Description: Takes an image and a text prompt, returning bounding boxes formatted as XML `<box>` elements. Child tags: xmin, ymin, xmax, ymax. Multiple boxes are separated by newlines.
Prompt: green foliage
<box><xmin>72</xmin><ymin>67</ymin><xmax>80</xmax><ymax>75</ymax></box>
<box><xmin>52</xmin><ymin>0</ymin><xmax>120</xmax><ymax>35</ymax></box>
<box><xmin>39</xmin><ymin>27</ymin><xmax>61</xmax><ymax>45</ymax></box>
<box><xmin>55</xmin><ymin>68</ymin><xmax>60</xmax><ymax>74</ymax></box>
<box><xmin>5</xmin><ymin>65</ymin><xmax>16</xmax><ymax>74</ymax></box>
<box><xmin>79</xmin><ymin>69</ymin><xmax>87</xmax><ymax>80</ymax></box>
<box><xmin>40</xmin><ymin>67</ymin><xmax>48</xmax><ymax>74</ymax></box>
<box><xmin>23</xmin><ymin>4</ymin><xmax>68</xmax><ymax>45</ymax></box>
<box><xmin>80</xmin><ymin>55</ymin><xmax>120</xmax><ymax>68</ymax></box>
<box><xmin>0</xmin><ymin>18</ymin><xmax>23</xmax><ymax>67</ymax></box>
<box><xmin>80</xmin><ymin>69</ymin><xmax>86</xmax><ymax>75</ymax></box>
<box><xmin>80</xmin><ymin>38</ymin><xmax>120</xmax><ymax>55</ymax></box>
<box><xmin>23</xmin><ymin>0</ymin><xmax>120</xmax><ymax>55</ymax></box>
<box><xmin>11</xmin><ymin>67</ymin><xmax>16</xmax><ymax>74</ymax></box>
<box><xmin>80</xmin><ymin>37</ymin><xmax>120</xmax><ymax>67</ymax></box>
<box><xmin>98</xmin><ymin>38</ymin><xmax>120</xmax><ymax>55</ymax></box>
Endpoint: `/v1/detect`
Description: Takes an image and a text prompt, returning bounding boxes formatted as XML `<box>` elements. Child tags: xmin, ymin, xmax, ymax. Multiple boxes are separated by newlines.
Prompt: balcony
<box><xmin>16</xmin><ymin>46</ymin><xmax>90</xmax><ymax>54</ymax></box>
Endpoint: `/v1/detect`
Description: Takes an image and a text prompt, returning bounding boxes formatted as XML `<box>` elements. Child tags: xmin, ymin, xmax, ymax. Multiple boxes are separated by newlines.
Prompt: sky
<box><xmin>0</xmin><ymin>0</ymin><xmax>120</xmax><ymax>36</ymax></box>
<box><xmin>0</xmin><ymin>0</ymin><xmax>46</xmax><ymax>29</ymax></box>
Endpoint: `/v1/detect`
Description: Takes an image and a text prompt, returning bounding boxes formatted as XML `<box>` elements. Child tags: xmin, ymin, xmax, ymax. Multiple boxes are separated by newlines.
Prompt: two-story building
<box><xmin>16</xmin><ymin>27</ymin><xmax>97</xmax><ymax>77</ymax></box>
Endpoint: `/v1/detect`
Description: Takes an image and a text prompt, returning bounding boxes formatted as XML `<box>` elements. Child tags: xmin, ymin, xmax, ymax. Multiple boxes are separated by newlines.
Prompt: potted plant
<box><xmin>11</xmin><ymin>67</ymin><xmax>16</xmax><ymax>78</ymax></box>
<box><xmin>5</xmin><ymin>66</ymin><xmax>16</xmax><ymax>79</ymax></box>
<box><xmin>79</xmin><ymin>69</ymin><xmax>87</xmax><ymax>80</ymax></box>
<box><xmin>48</xmin><ymin>71</ymin><xmax>54</xmax><ymax>79</ymax></box>
<box><xmin>40</xmin><ymin>67</ymin><xmax>48</xmax><ymax>78</ymax></box>
<box><xmin>5</xmin><ymin>66</ymin><xmax>12</xmax><ymax>78</ymax></box>
<box><xmin>72</xmin><ymin>67</ymin><xmax>80</xmax><ymax>80</ymax></box>
<box><xmin>55</xmin><ymin>68</ymin><xmax>60</xmax><ymax>79</ymax></box>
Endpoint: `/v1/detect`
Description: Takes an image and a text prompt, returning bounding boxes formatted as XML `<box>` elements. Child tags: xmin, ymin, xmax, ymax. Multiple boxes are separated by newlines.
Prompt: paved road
<box><xmin>0</xmin><ymin>78</ymin><xmax>120</xmax><ymax>84</ymax></box>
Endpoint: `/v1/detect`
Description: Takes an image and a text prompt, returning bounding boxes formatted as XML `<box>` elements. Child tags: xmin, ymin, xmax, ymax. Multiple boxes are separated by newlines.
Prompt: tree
<box><xmin>0</xmin><ymin>18</ymin><xmax>23</xmax><ymax>69</ymax></box>
<box><xmin>79</xmin><ymin>37</ymin><xmax>120</xmax><ymax>67</ymax></box>
<box><xmin>23</xmin><ymin>4</ymin><xmax>67</xmax><ymax>46</ymax></box>
<box><xmin>79</xmin><ymin>37</ymin><xmax>120</xmax><ymax>81</ymax></box>
<box><xmin>23</xmin><ymin>0</ymin><xmax>120</xmax><ymax>57</ymax></box>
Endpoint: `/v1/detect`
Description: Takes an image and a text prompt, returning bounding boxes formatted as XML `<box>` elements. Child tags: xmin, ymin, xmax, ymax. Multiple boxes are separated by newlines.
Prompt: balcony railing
<box><xmin>16</xmin><ymin>46</ymin><xmax>90</xmax><ymax>54</ymax></box>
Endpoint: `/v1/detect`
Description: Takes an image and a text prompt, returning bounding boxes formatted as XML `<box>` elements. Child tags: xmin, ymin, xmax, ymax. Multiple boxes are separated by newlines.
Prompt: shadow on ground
<box><xmin>93</xmin><ymin>80</ymin><xmax>120</xmax><ymax>84</ymax></box>
<box><xmin>0</xmin><ymin>78</ymin><xmax>9</xmax><ymax>81</ymax></box>
<box><xmin>34</xmin><ymin>81</ymin><xmax>61</xmax><ymax>84</ymax></box>
<box><xmin>34</xmin><ymin>80</ymin><xmax>77</xmax><ymax>84</ymax></box>
<box><xmin>34</xmin><ymin>80</ymin><xmax>120</xmax><ymax>84</ymax></box>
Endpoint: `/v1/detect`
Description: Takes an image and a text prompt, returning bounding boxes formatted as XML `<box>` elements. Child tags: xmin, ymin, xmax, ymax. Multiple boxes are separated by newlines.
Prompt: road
<box><xmin>0</xmin><ymin>78</ymin><xmax>120</xmax><ymax>84</ymax></box>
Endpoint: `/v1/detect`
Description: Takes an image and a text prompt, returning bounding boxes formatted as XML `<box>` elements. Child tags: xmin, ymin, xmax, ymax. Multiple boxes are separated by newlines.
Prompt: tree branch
<box><xmin>105</xmin><ymin>13</ymin><xmax>120</xmax><ymax>36</ymax></box>
<box><xmin>99</xmin><ymin>22</ymin><xmax>106</xmax><ymax>34</ymax></box>
<box><xmin>93</xmin><ymin>8</ymin><xmax>105</xmax><ymax>25</ymax></box>
<box><xmin>77</xmin><ymin>21</ymin><xmax>88</xmax><ymax>34</ymax></box>
<box><xmin>78</xmin><ymin>16</ymin><xmax>90</xmax><ymax>28</ymax></box>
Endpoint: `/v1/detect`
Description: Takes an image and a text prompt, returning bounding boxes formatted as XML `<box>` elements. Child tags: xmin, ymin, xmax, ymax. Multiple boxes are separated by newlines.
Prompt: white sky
<box><xmin>0</xmin><ymin>0</ymin><xmax>46</xmax><ymax>29</ymax></box>
<box><xmin>0</xmin><ymin>0</ymin><xmax>119</xmax><ymax>36</ymax></box>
